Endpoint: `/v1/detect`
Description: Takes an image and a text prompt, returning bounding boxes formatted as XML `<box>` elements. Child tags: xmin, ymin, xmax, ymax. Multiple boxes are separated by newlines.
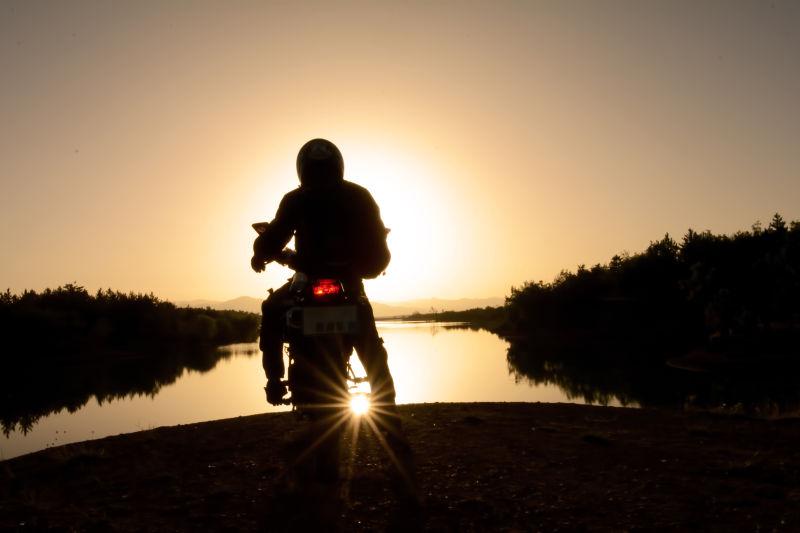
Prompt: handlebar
<box><xmin>251</xmin><ymin>221</ymin><xmax>354</xmax><ymax>275</ymax></box>
<box><xmin>251</xmin><ymin>222</ymin><xmax>298</xmax><ymax>270</ymax></box>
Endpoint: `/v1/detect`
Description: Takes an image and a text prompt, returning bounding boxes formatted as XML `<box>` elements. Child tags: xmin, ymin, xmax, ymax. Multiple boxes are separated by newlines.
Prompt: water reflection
<box><xmin>382</xmin><ymin>322</ymin><xmax>576</xmax><ymax>405</ymax></box>
<box><xmin>504</xmin><ymin>336</ymin><xmax>800</xmax><ymax>417</ymax></box>
<box><xmin>1</xmin><ymin>323</ymin><xmax>576</xmax><ymax>459</ymax></box>
<box><xmin>1</xmin><ymin>344</ymin><xmax>283</xmax><ymax>460</ymax></box>
<box><xmin>5</xmin><ymin>322</ymin><xmax>798</xmax><ymax>460</ymax></box>
<box><xmin>1</xmin><ymin>344</ymin><xmax>257</xmax><ymax>436</ymax></box>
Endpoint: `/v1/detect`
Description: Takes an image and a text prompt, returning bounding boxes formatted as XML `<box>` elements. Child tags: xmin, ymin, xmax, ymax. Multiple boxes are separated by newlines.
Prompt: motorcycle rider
<box><xmin>252</xmin><ymin>139</ymin><xmax>421</xmax><ymax>530</ymax></box>
<box><xmin>251</xmin><ymin>138</ymin><xmax>402</xmax><ymax>437</ymax></box>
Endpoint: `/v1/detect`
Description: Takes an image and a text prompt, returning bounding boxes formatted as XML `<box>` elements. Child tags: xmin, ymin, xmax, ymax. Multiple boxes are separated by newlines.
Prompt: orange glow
<box><xmin>2</xmin><ymin>3</ymin><xmax>798</xmax><ymax>303</ymax></box>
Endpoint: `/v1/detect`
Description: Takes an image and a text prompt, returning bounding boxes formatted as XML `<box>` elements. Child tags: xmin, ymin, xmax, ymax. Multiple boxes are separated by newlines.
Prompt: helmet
<box><xmin>296</xmin><ymin>138</ymin><xmax>344</xmax><ymax>187</ymax></box>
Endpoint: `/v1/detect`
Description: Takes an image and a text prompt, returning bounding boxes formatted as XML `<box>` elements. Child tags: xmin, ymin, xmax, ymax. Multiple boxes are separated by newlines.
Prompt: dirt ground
<box><xmin>2</xmin><ymin>402</ymin><xmax>800</xmax><ymax>532</ymax></box>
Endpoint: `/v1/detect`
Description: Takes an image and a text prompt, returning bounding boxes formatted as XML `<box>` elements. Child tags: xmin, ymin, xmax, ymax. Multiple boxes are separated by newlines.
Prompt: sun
<box><xmin>343</xmin><ymin>143</ymin><xmax>460</xmax><ymax>301</ymax></box>
<box><xmin>349</xmin><ymin>393</ymin><xmax>371</xmax><ymax>416</ymax></box>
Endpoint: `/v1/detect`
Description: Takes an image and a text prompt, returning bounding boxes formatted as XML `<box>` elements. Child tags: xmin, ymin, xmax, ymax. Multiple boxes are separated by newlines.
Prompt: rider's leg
<box><xmin>260</xmin><ymin>281</ymin><xmax>293</xmax><ymax>382</ymax></box>
<box><xmin>353</xmin><ymin>298</ymin><xmax>397</xmax><ymax>411</ymax></box>
<box><xmin>353</xmin><ymin>299</ymin><xmax>419</xmax><ymax>502</ymax></box>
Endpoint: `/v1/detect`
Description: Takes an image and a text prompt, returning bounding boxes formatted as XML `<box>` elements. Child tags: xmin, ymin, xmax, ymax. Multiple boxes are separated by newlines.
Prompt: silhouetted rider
<box><xmin>251</xmin><ymin>138</ymin><xmax>397</xmax><ymax>413</ymax></box>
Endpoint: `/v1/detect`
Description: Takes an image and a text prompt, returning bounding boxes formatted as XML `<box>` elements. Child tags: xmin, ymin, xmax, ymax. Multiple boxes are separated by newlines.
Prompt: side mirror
<box><xmin>252</xmin><ymin>222</ymin><xmax>270</xmax><ymax>234</ymax></box>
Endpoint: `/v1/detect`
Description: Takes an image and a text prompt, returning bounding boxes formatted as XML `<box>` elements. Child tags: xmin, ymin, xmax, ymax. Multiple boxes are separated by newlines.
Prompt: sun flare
<box><xmin>349</xmin><ymin>394</ymin><xmax>371</xmax><ymax>416</ymax></box>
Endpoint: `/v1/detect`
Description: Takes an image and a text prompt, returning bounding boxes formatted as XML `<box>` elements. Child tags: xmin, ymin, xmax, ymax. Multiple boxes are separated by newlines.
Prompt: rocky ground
<box><xmin>2</xmin><ymin>402</ymin><xmax>800</xmax><ymax>532</ymax></box>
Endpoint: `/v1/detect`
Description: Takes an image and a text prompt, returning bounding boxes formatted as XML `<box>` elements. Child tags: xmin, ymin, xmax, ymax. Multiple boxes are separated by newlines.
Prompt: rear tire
<box><xmin>286</xmin><ymin>336</ymin><xmax>349</xmax><ymax>484</ymax></box>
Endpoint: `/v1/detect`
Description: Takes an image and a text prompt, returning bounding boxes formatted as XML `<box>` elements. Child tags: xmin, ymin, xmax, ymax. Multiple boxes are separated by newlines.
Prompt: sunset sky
<box><xmin>2</xmin><ymin>1</ymin><xmax>798</xmax><ymax>302</ymax></box>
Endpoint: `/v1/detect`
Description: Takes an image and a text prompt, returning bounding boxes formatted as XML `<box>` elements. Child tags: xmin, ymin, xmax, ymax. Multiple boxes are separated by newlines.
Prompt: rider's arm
<box><xmin>253</xmin><ymin>193</ymin><xmax>297</xmax><ymax>264</ymax></box>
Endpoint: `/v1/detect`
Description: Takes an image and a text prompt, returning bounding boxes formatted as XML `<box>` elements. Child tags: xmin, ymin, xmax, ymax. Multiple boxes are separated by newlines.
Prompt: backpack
<box><xmin>357</xmin><ymin>227</ymin><xmax>391</xmax><ymax>279</ymax></box>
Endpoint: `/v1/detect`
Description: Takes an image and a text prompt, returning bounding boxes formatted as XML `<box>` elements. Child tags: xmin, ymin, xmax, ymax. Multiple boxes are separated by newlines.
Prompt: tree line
<box><xmin>504</xmin><ymin>213</ymin><xmax>800</xmax><ymax>355</ymax></box>
<box><xmin>410</xmin><ymin>214</ymin><xmax>800</xmax><ymax>412</ymax></box>
<box><xmin>0</xmin><ymin>284</ymin><xmax>260</xmax><ymax>360</ymax></box>
<box><xmin>0</xmin><ymin>285</ymin><xmax>260</xmax><ymax>434</ymax></box>
<box><xmin>415</xmin><ymin>214</ymin><xmax>800</xmax><ymax>360</ymax></box>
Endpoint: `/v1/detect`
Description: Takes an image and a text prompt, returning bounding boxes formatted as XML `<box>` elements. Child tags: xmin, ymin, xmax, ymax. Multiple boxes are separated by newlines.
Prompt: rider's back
<box><xmin>258</xmin><ymin>180</ymin><xmax>390</xmax><ymax>279</ymax></box>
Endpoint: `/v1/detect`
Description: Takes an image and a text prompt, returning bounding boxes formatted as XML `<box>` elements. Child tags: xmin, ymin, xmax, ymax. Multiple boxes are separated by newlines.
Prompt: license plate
<box><xmin>302</xmin><ymin>306</ymin><xmax>359</xmax><ymax>335</ymax></box>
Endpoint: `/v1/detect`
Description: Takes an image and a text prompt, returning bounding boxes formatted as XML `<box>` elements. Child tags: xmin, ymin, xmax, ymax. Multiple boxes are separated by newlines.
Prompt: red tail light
<box><xmin>311</xmin><ymin>279</ymin><xmax>342</xmax><ymax>298</ymax></box>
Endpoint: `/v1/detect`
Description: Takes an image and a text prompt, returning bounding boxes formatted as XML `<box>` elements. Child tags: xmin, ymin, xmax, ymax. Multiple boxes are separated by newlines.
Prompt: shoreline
<box><xmin>2</xmin><ymin>402</ymin><xmax>799</xmax><ymax>531</ymax></box>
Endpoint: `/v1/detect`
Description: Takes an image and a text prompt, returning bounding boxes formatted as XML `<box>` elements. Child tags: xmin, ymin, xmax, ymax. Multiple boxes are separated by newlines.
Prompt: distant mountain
<box><xmin>176</xmin><ymin>296</ymin><xmax>263</xmax><ymax>314</ymax></box>
<box><xmin>173</xmin><ymin>296</ymin><xmax>504</xmax><ymax>318</ymax></box>
<box><xmin>395</xmin><ymin>297</ymin><xmax>505</xmax><ymax>313</ymax></box>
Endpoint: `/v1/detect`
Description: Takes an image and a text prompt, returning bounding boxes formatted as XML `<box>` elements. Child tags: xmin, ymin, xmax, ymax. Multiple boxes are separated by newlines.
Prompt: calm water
<box><xmin>1</xmin><ymin>322</ymin><xmax>599</xmax><ymax>460</ymax></box>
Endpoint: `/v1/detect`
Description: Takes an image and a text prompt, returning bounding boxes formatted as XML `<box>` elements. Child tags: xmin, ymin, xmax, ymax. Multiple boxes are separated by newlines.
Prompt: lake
<box><xmin>1</xmin><ymin>322</ymin><xmax>607</xmax><ymax>460</ymax></box>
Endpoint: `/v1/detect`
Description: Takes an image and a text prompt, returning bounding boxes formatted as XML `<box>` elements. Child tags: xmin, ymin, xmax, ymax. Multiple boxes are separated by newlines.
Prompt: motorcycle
<box><xmin>252</xmin><ymin>222</ymin><xmax>421</xmax><ymax>528</ymax></box>
<box><xmin>253</xmin><ymin>222</ymin><xmax>370</xmax><ymax>417</ymax></box>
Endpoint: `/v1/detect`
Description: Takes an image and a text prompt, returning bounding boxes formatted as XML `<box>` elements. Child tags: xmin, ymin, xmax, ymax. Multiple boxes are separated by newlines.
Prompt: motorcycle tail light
<box><xmin>311</xmin><ymin>279</ymin><xmax>342</xmax><ymax>298</ymax></box>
